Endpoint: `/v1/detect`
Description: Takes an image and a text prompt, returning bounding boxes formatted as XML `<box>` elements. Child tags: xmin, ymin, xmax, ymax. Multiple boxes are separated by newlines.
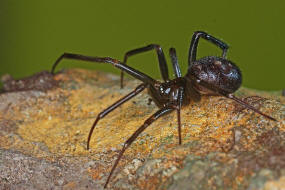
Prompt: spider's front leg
<box><xmin>121</xmin><ymin>44</ymin><xmax>169</xmax><ymax>88</ymax></box>
<box><xmin>50</xmin><ymin>52</ymin><xmax>156</xmax><ymax>86</ymax></box>
<box><xmin>169</xmin><ymin>47</ymin><xmax>182</xmax><ymax>78</ymax></box>
<box><xmin>87</xmin><ymin>83</ymin><xmax>147</xmax><ymax>149</ymax></box>
<box><xmin>103</xmin><ymin>106</ymin><xmax>174</xmax><ymax>188</ymax></box>
<box><xmin>176</xmin><ymin>87</ymin><xmax>184</xmax><ymax>145</ymax></box>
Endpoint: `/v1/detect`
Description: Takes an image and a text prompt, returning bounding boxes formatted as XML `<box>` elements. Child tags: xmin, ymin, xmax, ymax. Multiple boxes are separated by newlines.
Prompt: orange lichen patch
<box><xmin>0</xmin><ymin>134</ymin><xmax>9</xmax><ymax>147</ymax></box>
<box><xmin>17</xmin><ymin>118</ymin><xmax>88</xmax><ymax>155</ymax></box>
<box><xmin>264</xmin><ymin>176</ymin><xmax>285</xmax><ymax>190</ymax></box>
<box><xmin>88</xmin><ymin>165</ymin><xmax>106</xmax><ymax>180</ymax></box>
<box><xmin>62</xmin><ymin>181</ymin><xmax>77</xmax><ymax>190</ymax></box>
<box><xmin>137</xmin><ymin>175</ymin><xmax>162</xmax><ymax>190</ymax></box>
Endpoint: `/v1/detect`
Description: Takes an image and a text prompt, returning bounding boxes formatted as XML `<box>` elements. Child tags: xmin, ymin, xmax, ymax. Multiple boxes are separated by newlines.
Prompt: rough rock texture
<box><xmin>1</xmin><ymin>71</ymin><xmax>58</xmax><ymax>93</ymax></box>
<box><xmin>0</xmin><ymin>69</ymin><xmax>284</xmax><ymax>190</ymax></box>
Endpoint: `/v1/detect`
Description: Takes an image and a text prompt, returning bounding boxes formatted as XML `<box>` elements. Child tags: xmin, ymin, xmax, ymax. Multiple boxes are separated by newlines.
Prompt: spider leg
<box><xmin>87</xmin><ymin>83</ymin><xmax>147</xmax><ymax>150</ymax></box>
<box><xmin>165</xmin><ymin>47</ymin><xmax>184</xmax><ymax>144</ymax></box>
<box><xmin>194</xmin><ymin>78</ymin><xmax>277</xmax><ymax>121</ymax></box>
<box><xmin>227</xmin><ymin>94</ymin><xmax>277</xmax><ymax>121</ymax></box>
<box><xmin>104</xmin><ymin>107</ymin><xmax>174</xmax><ymax>188</ymax></box>
<box><xmin>121</xmin><ymin>44</ymin><xmax>169</xmax><ymax>88</ymax></box>
<box><xmin>51</xmin><ymin>53</ymin><xmax>156</xmax><ymax>85</ymax></box>
<box><xmin>176</xmin><ymin>87</ymin><xmax>184</xmax><ymax>145</ymax></box>
<box><xmin>169</xmin><ymin>48</ymin><xmax>182</xmax><ymax>78</ymax></box>
<box><xmin>188</xmin><ymin>31</ymin><xmax>229</xmax><ymax>66</ymax></box>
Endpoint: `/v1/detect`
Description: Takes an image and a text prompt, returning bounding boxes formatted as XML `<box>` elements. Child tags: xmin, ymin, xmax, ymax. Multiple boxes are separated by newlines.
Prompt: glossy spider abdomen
<box><xmin>187</xmin><ymin>56</ymin><xmax>242</xmax><ymax>95</ymax></box>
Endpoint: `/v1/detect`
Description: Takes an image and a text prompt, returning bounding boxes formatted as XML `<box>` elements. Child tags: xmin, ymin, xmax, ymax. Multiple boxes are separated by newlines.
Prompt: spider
<box><xmin>51</xmin><ymin>31</ymin><xmax>276</xmax><ymax>188</ymax></box>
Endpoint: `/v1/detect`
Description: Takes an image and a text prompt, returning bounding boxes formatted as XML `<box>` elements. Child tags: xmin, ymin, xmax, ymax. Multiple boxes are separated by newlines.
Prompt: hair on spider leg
<box><xmin>50</xmin><ymin>31</ymin><xmax>277</xmax><ymax>188</ymax></box>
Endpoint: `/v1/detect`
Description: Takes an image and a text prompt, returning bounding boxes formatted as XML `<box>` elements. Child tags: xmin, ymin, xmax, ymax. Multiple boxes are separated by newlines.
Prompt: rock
<box><xmin>0</xmin><ymin>69</ymin><xmax>284</xmax><ymax>189</ymax></box>
<box><xmin>1</xmin><ymin>71</ymin><xmax>58</xmax><ymax>93</ymax></box>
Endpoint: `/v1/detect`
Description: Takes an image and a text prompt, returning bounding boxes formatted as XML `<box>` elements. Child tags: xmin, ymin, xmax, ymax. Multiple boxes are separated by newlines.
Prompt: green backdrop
<box><xmin>0</xmin><ymin>0</ymin><xmax>284</xmax><ymax>90</ymax></box>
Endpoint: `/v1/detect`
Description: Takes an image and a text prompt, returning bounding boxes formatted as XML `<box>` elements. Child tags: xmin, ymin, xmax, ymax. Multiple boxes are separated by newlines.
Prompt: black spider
<box><xmin>51</xmin><ymin>31</ymin><xmax>276</xmax><ymax>188</ymax></box>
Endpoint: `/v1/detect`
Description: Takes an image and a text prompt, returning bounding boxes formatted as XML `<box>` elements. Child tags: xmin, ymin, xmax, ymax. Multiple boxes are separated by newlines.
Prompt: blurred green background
<box><xmin>0</xmin><ymin>0</ymin><xmax>284</xmax><ymax>90</ymax></box>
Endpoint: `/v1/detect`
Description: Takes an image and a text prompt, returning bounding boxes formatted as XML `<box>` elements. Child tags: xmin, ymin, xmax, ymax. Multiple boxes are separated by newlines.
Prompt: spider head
<box><xmin>186</xmin><ymin>56</ymin><xmax>242</xmax><ymax>95</ymax></box>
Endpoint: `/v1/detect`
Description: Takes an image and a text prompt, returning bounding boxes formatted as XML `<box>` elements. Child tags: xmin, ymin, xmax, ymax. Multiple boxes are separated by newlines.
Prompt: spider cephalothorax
<box><xmin>51</xmin><ymin>31</ymin><xmax>276</xmax><ymax>188</ymax></box>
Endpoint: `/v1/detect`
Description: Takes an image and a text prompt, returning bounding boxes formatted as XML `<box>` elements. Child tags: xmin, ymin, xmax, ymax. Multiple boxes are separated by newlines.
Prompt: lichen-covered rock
<box><xmin>0</xmin><ymin>69</ymin><xmax>284</xmax><ymax>189</ymax></box>
<box><xmin>1</xmin><ymin>71</ymin><xmax>58</xmax><ymax>92</ymax></box>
